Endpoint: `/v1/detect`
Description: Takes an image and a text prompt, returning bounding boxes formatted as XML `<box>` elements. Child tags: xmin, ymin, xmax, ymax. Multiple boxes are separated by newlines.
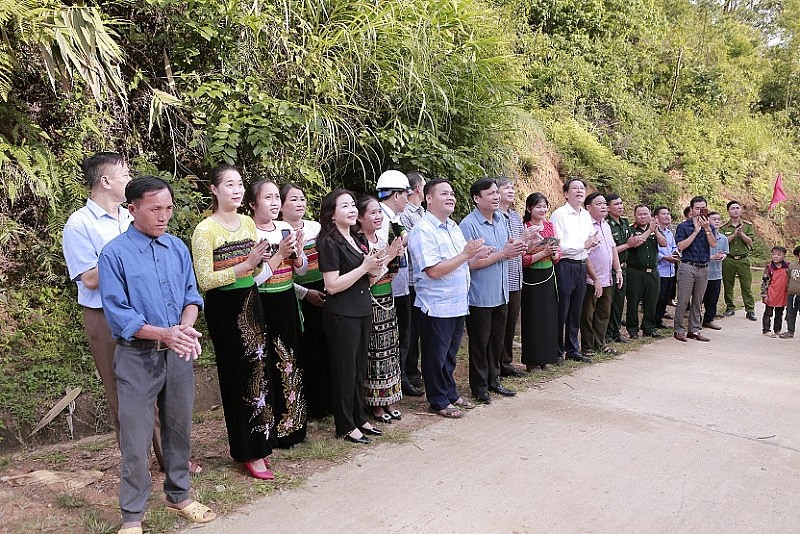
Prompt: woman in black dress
<box><xmin>316</xmin><ymin>189</ymin><xmax>390</xmax><ymax>444</ymax></box>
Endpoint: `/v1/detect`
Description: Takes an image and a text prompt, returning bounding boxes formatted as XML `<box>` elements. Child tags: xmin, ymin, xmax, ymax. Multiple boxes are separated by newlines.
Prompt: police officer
<box><xmin>720</xmin><ymin>200</ymin><xmax>756</xmax><ymax>321</ymax></box>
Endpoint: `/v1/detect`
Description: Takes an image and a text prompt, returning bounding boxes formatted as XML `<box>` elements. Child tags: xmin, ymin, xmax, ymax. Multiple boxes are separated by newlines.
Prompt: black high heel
<box><xmin>360</xmin><ymin>426</ymin><xmax>383</xmax><ymax>436</ymax></box>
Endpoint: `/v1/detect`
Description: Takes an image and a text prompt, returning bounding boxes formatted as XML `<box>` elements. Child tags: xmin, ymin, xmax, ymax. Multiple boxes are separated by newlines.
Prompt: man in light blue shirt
<box><xmin>99</xmin><ymin>176</ymin><xmax>213</xmax><ymax>532</ymax></box>
<box><xmin>654</xmin><ymin>206</ymin><xmax>679</xmax><ymax>328</ymax></box>
<box><xmin>702</xmin><ymin>212</ymin><xmax>729</xmax><ymax>330</ymax></box>
<box><xmin>459</xmin><ymin>178</ymin><xmax>526</xmax><ymax>403</ymax></box>
<box><xmin>62</xmin><ymin>152</ymin><xmax>134</xmax><ymax>446</ymax></box>
<box><xmin>408</xmin><ymin>178</ymin><xmax>489</xmax><ymax>418</ymax></box>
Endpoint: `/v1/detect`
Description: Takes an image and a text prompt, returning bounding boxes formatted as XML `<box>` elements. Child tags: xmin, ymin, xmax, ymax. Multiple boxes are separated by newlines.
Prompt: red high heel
<box><xmin>243</xmin><ymin>460</ymin><xmax>274</xmax><ymax>480</ymax></box>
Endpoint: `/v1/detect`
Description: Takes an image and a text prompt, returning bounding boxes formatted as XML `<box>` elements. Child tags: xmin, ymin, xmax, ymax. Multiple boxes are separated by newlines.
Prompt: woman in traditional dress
<box><xmin>246</xmin><ymin>178</ymin><xmax>308</xmax><ymax>448</ymax></box>
<box><xmin>520</xmin><ymin>192</ymin><xmax>562</xmax><ymax>372</ymax></box>
<box><xmin>191</xmin><ymin>164</ymin><xmax>275</xmax><ymax>480</ymax></box>
<box><xmin>279</xmin><ymin>183</ymin><xmax>332</xmax><ymax>419</ymax></box>
<box><xmin>356</xmin><ymin>196</ymin><xmax>404</xmax><ymax>424</ymax></box>
<box><xmin>316</xmin><ymin>189</ymin><xmax>390</xmax><ymax>444</ymax></box>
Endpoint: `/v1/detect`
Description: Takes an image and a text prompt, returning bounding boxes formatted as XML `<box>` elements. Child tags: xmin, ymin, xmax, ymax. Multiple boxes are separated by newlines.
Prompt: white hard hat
<box><xmin>376</xmin><ymin>170</ymin><xmax>411</xmax><ymax>192</ymax></box>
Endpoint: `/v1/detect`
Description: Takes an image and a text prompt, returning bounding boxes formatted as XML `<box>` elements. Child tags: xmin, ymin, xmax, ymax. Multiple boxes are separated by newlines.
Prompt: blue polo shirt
<box><xmin>459</xmin><ymin>208</ymin><xmax>509</xmax><ymax>308</ymax></box>
<box><xmin>675</xmin><ymin>220</ymin><xmax>711</xmax><ymax>263</ymax></box>
<box><xmin>98</xmin><ymin>224</ymin><xmax>203</xmax><ymax>340</ymax></box>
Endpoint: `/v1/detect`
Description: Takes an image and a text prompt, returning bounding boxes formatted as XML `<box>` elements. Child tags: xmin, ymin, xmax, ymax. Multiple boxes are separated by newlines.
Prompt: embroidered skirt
<box><xmin>365</xmin><ymin>294</ymin><xmax>403</xmax><ymax>406</ymax></box>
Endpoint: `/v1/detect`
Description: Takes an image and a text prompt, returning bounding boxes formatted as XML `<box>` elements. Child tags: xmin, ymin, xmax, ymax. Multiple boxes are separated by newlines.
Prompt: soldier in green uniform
<box><xmin>605</xmin><ymin>194</ymin><xmax>636</xmax><ymax>343</ymax></box>
<box><xmin>626</xmin><ymin>205</ymin><xmax>667</xmax><ymax>338</ymax></box>
<box><xmin>720</xmin><ymin>200</ymin><xmax>756</xmax><ymax>321</ymax></box>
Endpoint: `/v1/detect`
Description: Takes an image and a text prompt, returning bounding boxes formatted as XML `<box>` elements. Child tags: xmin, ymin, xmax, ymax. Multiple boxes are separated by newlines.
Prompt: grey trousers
<box><xmin>674</xmin><ymin>263</ymin><xmax>708</xmax><ymax>335</ymax></box>
<box><xmin>115</xmin><ymin>344</ymin><xmax>194</xmax><ymax>522</ymax></box>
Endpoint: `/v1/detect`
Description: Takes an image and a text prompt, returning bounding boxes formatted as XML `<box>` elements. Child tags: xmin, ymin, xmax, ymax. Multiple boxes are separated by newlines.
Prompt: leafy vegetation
<box><xmin>2</xmin><ymin>0</ymin><xmax>800</xmax><ymax>436</ymax></box>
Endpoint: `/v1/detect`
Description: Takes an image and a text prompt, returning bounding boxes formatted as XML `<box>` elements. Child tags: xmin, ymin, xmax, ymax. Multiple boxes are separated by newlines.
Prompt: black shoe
<box><xmin>654</xmin><ymin>323</ymin><xmax>667</xmax><ymax>329</ymax></box>
<box><xmin>567</xmin><ymin>353</ymin><xmax>592</xmax><ymax>363</ymax></box>
<box><xmin>647</xmin><ymin>331</ymin><xmax>663</xmax><ymax>338</ymax></box>
<box><xmin>724</xmin><ymin>310</ymin><xmax>735</xmax><ymax>317</ymax></box>
<box><xmin>489</xmin><ymin>384</ymin><xmax>517</xmax><ymax>397</ymax></box>
<box><xmin>628</xmin><ymin>332</ymin><xmax>639</xmax><ymax>340</ymax></box>
<box><xmin>408</xmin><ymin>376</ymin><xmax>423</xmax><ymax>389</ymax></box>
<box><xmin>614</xmin><ymin>337</ymin><xmax>631</xmax><ymax>344</ymax></box>
<box><xmin>402</xmin><ymin>383</ymin><xmax>424</xmax><ymax>397</ymax></box>
<box><xmin>475</xmin><ymin>391</ymin><xmax>492</xmax><ymax>404</ymax></box>
<box><xmin>342</xmin><ymin>434</ymin><xmax>371</xmax><ymax>444</ymax></box>
<box><xmin>746</xmin><ymin>312</ymin><xmax>757</xmax><ymax>321</ymax></box>
<box><xmin>359</xmin><ymin>426</ymin><xmax>382</xmax><ymax>436</ymax></box>
<box><xmin>501</xmin><ymin>368</ymin><xmax>527</xmax><ymax>378</ymax></box>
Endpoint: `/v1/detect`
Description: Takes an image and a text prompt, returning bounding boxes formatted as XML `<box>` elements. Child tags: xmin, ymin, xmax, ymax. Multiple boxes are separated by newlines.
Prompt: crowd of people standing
<box><xmin>62</xmin><ymin>153</ymin><xmax>765</xmax><ymax>532</ymax></box>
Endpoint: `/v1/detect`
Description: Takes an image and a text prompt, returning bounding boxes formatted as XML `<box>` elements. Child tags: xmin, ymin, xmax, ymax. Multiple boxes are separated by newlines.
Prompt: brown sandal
<box><xmin>428</xmin><ymin>405</ymin><xmax>462</xmax><ymax>419</ymax></box>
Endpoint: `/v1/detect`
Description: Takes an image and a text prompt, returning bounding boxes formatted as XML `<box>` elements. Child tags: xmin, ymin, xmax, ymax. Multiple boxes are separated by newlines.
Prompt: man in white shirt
<box><xmin>550</xmin><ymin>178</ymin><xmax>599</xmax><ymax>362</ymax></box>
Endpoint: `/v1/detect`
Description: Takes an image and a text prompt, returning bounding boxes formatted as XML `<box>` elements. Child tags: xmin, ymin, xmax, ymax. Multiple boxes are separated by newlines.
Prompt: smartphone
<box><xmin>699</xmin><ymin>207</ymin><xmax>709</xmax><ymax>218</ymax></box>
<box><xmin>281</xmin><ymin>228</ymin><xmax>297</xmax><ymax>259</ymax></box>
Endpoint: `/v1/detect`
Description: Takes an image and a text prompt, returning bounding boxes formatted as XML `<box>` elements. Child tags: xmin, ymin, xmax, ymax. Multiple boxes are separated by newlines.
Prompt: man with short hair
<box><xmin>550</xmin><ymin>178</ymin><xmax>599</xmax><ymax>362</ymax></box>
<box><xmin>460</xmin><ymin>178</ymin><xmax>526</xmax><ymax>403</ymax></box>
<box><xmin>702</xmin><ymin>212</ymin><xmax>728</xmax><ymax>330</ymax></box>
<box><xmin>497</xmin><ymin>176</ymin><xmax>527</xmax><ymax>377</ymax></box>
<box><xmin>580</xmin><ymin>193</ymin><xmax>623</xmax><ymax>356</ymax></box>
<box><xmin>375</xmin><ymin>170</ymin><xmax>422</xmax><ymax>398</ymax></box>
<box><xmin>408</xmin><ymin>178</ymin><xmax>489</xmax><ymax>418</ymax></box>
<box><xmin>654</xmin><ymin>206</ymin><xmax>679</xmax><ymax>328</ymax></box>
<box><xmin>398</xmin><ymin>171</ymin><xmax>427</xmax><ymax>396</ymax></box>
<box><xmin>720</xmin><ymin>200</ymin><xmax>756</xmax><ymax>321</ymax></box>
<box><xmin>673</xmin><ymin>196</ymin><xmax>717</xmax><ymax>342</ymax></box>
<box><xmin>626</xmin><ymin>205</ymin><xmax>666</xmax><ymax>339</ymax></box>
<box><xmin>99</xmin><ymin>176</ymin><xmax>214</xmax><ymax>532</ymax></box>
<box><xmin>605</xmin><ymin>193</ymin><xmax>635</xmax><ymax>344</ymax></box>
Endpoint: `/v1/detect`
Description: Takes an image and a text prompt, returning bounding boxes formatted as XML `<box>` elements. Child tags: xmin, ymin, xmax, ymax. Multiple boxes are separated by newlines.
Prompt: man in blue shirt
<box><xmin>99</xmin><ymin>176</ymin><xmax>214</xmax><ymax>532</ymax></box>
<box><xmin>460</xmin><ymin>178</ymin><xmax>526</xmax><ymax>403</ymax></box>
<box><xmin>673</xmin><ymin>196</ymin><xmax>717</xmax><ymax>342</ymax></box>
<box><xmin>408</xmin><ymin>178</ymin><xmax>489</xmax><ymax>418</ymax></box>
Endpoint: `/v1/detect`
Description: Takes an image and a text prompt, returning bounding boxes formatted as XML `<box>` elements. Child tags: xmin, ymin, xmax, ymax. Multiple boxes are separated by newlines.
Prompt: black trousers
<box><xmin>323</xmin><ymin>310</ymin><xmax>370</xmax><ymax>436</ymax></box>
<box><xmin>466</xmin><ymin>304</ymin><xmax>508</xmax><ymax>396</ymax></box>
<box><xmin>402</xmin><ymin>288</ymin><xmax>422</xmax><ymax>384</ymax></box>
<box><xmin>555</xmin><ymin>260</ymin><xmax>587</xmax><ymax>357</ymax></box>
<box><xmin>702</xmin><ymin>278</ymin><xmax>721</xmax><ymax>324</ymax></box>
<box><xmin>501</xmin><ymin>289</ymin><xmax>522</xmax><ymax>374</ymax></box>
<box><xmin>656</xmin><ymin>275</ymin><xmax>676</xmax><ymax>325</ymax></box>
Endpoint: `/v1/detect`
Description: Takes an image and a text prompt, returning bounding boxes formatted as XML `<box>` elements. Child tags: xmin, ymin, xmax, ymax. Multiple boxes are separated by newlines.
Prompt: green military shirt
<box><xmin>627</xmin><ymin>225</ymin><xmax>659</xmax><ymax>270</ymax></box>
<box><xmin>607</xmin><ymin>215</ymin><xmax>633</xmax><ymax>264</ymax></box>
<box><xmin>719</xmin><ymin>220</ymin><xmax>754</xmax><ymax>259</ymax></box>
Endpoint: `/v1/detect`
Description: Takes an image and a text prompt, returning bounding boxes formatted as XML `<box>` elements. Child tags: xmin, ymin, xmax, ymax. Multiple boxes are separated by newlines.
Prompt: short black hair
<box><xmin>562</xmin><ymin>177</ymin><xmax>586</xmax><ymax>193</ymax></box>
<box><xmin>82</xmin><ymin>152</ymin><xmax>125</xmax><ymax>189</ymax></box>
<box><xmin>606</xmin><ymin>193</ymin><xmax>621</xmax><ymax>203</ymax></box>
<box><xmin>690</xmin><ymin>196</ymin><xmax>707</xmax><ymax>208</ymax></box>
<box><xmin>423</xmin><ymin>177</ymin><xmax>452</xmax><ymax>199</ymax></box>
<box><xmin>708</xmin><ymin>211</ymin><xmax>719</xmax><ymax>218</ymax></box>
<box><xmin>125</xmin><ymin>175</ymin><xmax>172</xmax><ymax>204</ymax></box>
<box><xmin>683</xmin><ymin>206</ymin><xmax>691</xmax><ymax>217</ymax></box>
<box><xmin>793</xmin><ymin>246</ymin><xmax>800</xmax><ymax>257</ymax></box>
<box><xmin>406</xmin><ymin>171</ymin><xmax>426</xmax><ymax>190</ymax></box>
<box><xmin>470</xmin><ymin>177</ymin><xmax>497</xmax><ymax>200</ymax></box>
<box><xmin>772</xmin><ymin>245</ymin><xmax>787</xmax><ymax>254</ymax></box>
<box><xmin>653</xmin><ymin>206</ymin><xmax>669</xmax><ymax>217</ymax></box>
<box><xmin>726</xmin><ymin>200</ymin><xmax>741</xmax><ymax>211</ymax></box>
<box><xmin>633</xmin><ymin>204</ymin><xmax>650</xmax><ymax>215</ymax></box>
<box><xmin>584</xmin><ymin>192</ymin><xmax>605</xmax><ymax>207</ymax></box>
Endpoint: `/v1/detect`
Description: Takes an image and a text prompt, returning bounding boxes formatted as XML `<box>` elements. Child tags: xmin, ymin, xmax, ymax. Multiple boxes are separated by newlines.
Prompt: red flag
<box><xmin>769</xmin><ymin>172</ymin><xmax>787</xmax><ymax>211</ymax></box>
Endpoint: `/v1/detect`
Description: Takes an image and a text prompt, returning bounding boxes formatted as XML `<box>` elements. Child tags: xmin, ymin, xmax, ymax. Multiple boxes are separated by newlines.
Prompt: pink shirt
<box><xmin>586</xmin><ymin>217</ymin><xmax>615</xmax><ymax>287</ymax></box>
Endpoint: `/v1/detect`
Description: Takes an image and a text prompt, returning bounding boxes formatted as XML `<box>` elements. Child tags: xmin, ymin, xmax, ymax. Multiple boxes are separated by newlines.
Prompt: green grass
<box><xmin>79</xmin><ymin>510</ymin><xmax>116</xmax><ymax>534</ymax></box>
<box><xmin>55</xmin><ymin>493</ymin><xmax>89</xmax><ymax>509</ymax></box>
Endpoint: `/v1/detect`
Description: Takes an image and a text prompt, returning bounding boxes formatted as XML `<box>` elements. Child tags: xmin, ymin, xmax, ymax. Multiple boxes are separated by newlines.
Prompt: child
<box><xmin>780</xmin><ymin>246</ymin><xmax>800</xmax><ymax>338</ymax></box>
<box><xmin>761</xmin><ymin>246</ymin><xmax>789</xmax><ymax>337</ymax></box>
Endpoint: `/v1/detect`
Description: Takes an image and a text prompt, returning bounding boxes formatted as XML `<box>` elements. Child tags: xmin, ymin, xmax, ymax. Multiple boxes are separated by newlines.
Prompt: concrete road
<box><xmin>188</xmin><ymin>312</ymin><xmax>800</xmax><ymax>533</ymax></box>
